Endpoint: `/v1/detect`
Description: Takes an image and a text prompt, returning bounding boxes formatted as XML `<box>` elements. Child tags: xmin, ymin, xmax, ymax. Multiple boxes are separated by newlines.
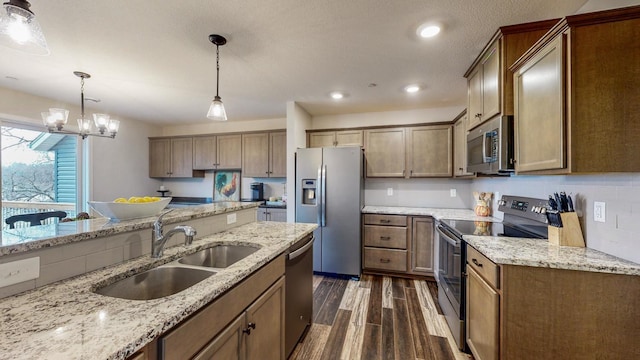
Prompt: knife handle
<box><xmin>567</xmin><ymin>195</ymin><xmax>574</xmax><ymax>212</ymax></box>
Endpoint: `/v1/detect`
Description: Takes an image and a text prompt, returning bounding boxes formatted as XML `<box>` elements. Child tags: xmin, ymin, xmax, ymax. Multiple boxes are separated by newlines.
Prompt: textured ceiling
<box><xmin>0</xmin><ymin>0</ymin><xmax>589</xmax><ymax>125</ymax></box>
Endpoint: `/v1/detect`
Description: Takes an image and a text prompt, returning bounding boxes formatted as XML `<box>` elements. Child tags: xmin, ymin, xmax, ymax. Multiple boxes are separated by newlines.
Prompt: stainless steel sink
<box><xmin>178</xmin><ymin>244</ymin><xmax>260</xmax><ymax>268</ymax></box>
<box><xmin>94</xmin><ymin>266</ymin><xmax>215</xmax><ymax>300</ymax></box>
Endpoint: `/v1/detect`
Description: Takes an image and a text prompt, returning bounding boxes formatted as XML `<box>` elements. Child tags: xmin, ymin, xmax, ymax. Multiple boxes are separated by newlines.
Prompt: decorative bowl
<box><xmin>88</xmin><ymin>197</ymin><xmax>171</xmax><ymax>221</ymax></box>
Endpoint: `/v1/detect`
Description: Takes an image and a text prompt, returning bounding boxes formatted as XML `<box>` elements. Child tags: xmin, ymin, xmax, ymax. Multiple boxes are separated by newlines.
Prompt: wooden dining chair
<box><xmin>5</xmin><ymin>211</ymin><xmax>68</xmax><ymax>229</ymax></box>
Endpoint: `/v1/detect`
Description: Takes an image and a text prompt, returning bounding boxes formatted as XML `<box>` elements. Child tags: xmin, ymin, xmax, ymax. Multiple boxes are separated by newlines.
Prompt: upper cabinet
<box><xmin>193</xmin><ymin>134</ymin><xmax>242</xmax><ymax>170</ymax></box>
<box><xmin>406</xmin><ymin>125</ymin><xmax>452</xmax><ymax>178</ymax></box>
<box><xmin>149</xmin><ymin>137</ymin><xmax>204</xmax><ymax>178</ymax></box>
<box><xmin>308</xmin><ymin>130</ymin><xmax>363</xmax><ymax>148</ymax></box>
<box><xmin>464</xmin><ymin>19</ymin><xmax>558</xmax><ymax>130</ymax></box>
<box><xmin>242</xmin><ymin>131</ymin><xmax>286</xmax><ymax>178</ymax></box>
<box><xmin>512</xmin><ymin>6</ymin><xmax>640</xmax><ymax>174</ymax></box>
<box><xmin>453</xmin><ymin>111</ymin><xmax>474</xmax><ymax>177</ymax></box>
<box><xmin>364</xmin><ymin>128</ymin><xmax>406</xmax><ymax>177</ymax></box>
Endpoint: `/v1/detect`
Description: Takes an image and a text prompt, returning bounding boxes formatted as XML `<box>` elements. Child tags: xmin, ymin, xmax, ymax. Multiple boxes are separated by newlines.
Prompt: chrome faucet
<box><xmin>151</xmin><ymin>210</ymin><xmax>197</xmax><ymax>258</ymax></box>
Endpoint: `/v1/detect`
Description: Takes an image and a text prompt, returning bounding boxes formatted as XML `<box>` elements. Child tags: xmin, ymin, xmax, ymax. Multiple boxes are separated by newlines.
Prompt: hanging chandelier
<box><xmin>0</xmin><ymin>0</ymin><xmax>49</xmax><ymax>55</ymax></box>
<box><xmin>41</xmin><ymin>71</ymin><xmax>119</xmax><ymax>139</ymax></box>
<box><xmin>206</xmin><ymin>34</ymin><xmax>228</xmax><ymax>121</ymax></box>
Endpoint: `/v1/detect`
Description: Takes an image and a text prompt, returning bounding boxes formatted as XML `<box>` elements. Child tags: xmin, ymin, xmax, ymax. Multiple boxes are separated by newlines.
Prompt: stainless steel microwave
<box><xmin>467</xmin><ymin>115</ymin><xmax>514</xmax><ymax>175</ymax></box>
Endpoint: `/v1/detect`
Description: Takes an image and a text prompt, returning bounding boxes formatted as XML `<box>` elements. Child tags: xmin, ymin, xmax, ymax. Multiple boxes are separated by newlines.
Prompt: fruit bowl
<box><xmin>88</xmin><ymin>197</ymin><xmax>171</xmax><ymax>221</ymax></box>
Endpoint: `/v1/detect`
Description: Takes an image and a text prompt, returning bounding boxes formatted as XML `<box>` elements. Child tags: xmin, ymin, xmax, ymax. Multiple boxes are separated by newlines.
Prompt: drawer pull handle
<box><xmin>380</xmin><ymin>236</ymin><xmax>391</xmax><ymax>240</ymax></box>
<box><xmin>380</xmin><ymin>219</ymin><xmax>391</xmax><ymax>223</ymax></box>
<box><xmin>472</xmin><ymin>258</ymin><xmax>483</xmax><ymax>267</ymax></box>
<box><xmin>380</xmin><ymin>258</ymin><xmax>391</xmax><ymax>263</ymax></box>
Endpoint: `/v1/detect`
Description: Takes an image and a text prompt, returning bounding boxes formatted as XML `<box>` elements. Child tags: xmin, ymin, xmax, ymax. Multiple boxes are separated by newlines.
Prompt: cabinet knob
<box><xmin>243</xmin><ymin>328</ymin><xmax>251</xmax><ymax>335</ymax></box>
<box><xmin>472</xmin><ymin>258</ymin><xmax>483</xmax><ymax>267</ymax></box>
<box><xmin>380</xmin><ymin>219</ymin><xmax>391</xmax><ymax>224</ymax></box>
<box><xmin>248</xmin><ymin>322</ymin><xmax>256</xmax><ymax>329</ymax></box>
<box><xmin>380</xmin><ymin>236</ymin><xmax>391</xmax><ymax>240</ymax></box>
<box><xmin>475</xmin><ymin>113</ymin><xmax>482</xmax><ymax>118</ymax></box>
<box><xmin>380</xmin><ymin>258</ymin><xmax>391</xmax><ymax>263</ymax></box>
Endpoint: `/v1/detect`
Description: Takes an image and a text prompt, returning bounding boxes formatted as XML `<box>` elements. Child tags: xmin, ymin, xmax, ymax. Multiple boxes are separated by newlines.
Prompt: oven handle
<box><xmin>436</xmin><ymin>224</ymin><xmax>461</xmax><ymax>246</ymax></box>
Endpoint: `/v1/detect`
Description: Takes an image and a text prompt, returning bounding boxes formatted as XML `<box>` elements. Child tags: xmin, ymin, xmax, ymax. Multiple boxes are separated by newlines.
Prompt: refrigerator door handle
<box><xmin>316</xmin><ymin>165</ymin><xmax>322</xmax><ymax>226</ymax></box>
<box><xmin>321</xmin><ymin>164</ymin><xmax>327</xmax><ymax>227</ymax></box>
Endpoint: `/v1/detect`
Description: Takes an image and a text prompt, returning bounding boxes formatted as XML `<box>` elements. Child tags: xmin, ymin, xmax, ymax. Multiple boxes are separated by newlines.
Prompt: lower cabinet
<box><xmin>157</xmin><ymin>256</ymin><xmax>285</xmax><ymax>360</ymax></box>
<box><xmin>466</xmin><ymin>265</ymin><xmax>499</xmax><ymax>360</ymax></box>
<box><xmin>257</xmin><ymin>208</ymin><xmax>287</xmax><ymax>222</ymax></box>
<box><xmin>362</xmin><ymin>214</ymin><xmax>434</xmax><ymax>277</ymax></box>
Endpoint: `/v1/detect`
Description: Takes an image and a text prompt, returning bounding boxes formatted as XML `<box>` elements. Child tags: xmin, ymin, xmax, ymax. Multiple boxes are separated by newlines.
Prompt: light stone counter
<box><xmin>362</xmin><ymin>205</ymin><xmax>640</xmax><ymax>276</ymax></box>
<box><xmin>0</xmin><ymin>201</ymin><xmax>260</xmax><ymax>256</ymax></box>
<box><xmin>361</xmin><ymin>205</ymin><xmax>501</xmax><ymax>222</ymax></box>
<box><xmin>0</xmin><ymin>221</ymin><xmax>317</xmax><ymax>360</ymax></box>
<box><xmin>464</xmin><ymin>235</ymin><xmax>640</xmax><ymax>276</ymax></box>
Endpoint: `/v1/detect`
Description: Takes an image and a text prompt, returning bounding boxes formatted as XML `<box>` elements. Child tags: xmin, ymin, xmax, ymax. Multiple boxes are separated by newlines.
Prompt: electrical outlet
<box><xmin>387</xmin><ymin>188</ymin><xmax>393</xmax><ymax>196</ymax></box>
<box><xmin>450</xmin><ymin>189</ymin><xmax>457</xmax><ymax>197</ymax></box>
<box><xmin>0</xmin><ymin>257</ymin><xmax>40</xmax><ymax>288</ymax></box>
<box><xmin>227</xmin><ymin>213</ymin><xmax>237</xmax><ymax>224</ymax></box>
<box><xmin>594</xmin><ymin>202</ymin><xmax>606</xmax><ymax>223</ymax></box>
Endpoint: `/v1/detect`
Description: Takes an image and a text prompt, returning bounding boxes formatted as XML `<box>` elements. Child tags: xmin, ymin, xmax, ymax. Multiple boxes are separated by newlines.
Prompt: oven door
<box><xmin>437</xmin><ymin>224</ymin><xmax>463</xmax><ymax>312</ymax></box>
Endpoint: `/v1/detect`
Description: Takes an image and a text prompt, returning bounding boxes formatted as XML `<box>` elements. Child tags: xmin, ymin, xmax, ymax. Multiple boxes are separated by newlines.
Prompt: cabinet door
<box><xmin>514</xmin><ymin>35</ymin><xmax>565</xmax><ymax>173</ymax></box>
<box><xmin>308</xmin><ymin>132</ymin><xmax>336</xmax><ymax>147</ymax></box>
<box><xmin>335</xmin><ymin>130</ymin><xmax>363</xmax><ymax>147</ymax></box>
<box><xmin>407</xmin><ymin>126</ymin><xmax>452</xmax><ymax>177</ymax></box>
<box><xmin>269</xmin><ymin>132</ymin><xmax>287</xmax><ymax>177</ymax></box>
<box><xmin>246</xmin><ymin>277</ymin><xmax>285</xmax><ymax>360</ymax></box>
<box><xmin>410</xmin><ymin>217</ymin><xmax>434</xmax><ymax>275</ymax></box>
<box><xmin>149</xmin><ymin>139</ymin><xmax>171</xmax><ymax>177</ymax></box>
<box><xmin>217</xmin><ymin>134</ymin><xmax>243</xmax><ymax>169</ymax></box>
<box><xmin>453</xmin><ymin>115</ymin><xmax>471</xmax><ymax>176</ymax></box>
<box><xmin>193</xmin><ymin>314</ymin><xmax>245</xmax><ymax>360</ymax></box>
<box><xmin>364</xmin><ymin>128</ymin><xmax>405</xmax><ymax>177</ymax></box>
<box><xmin>170</xmin><ymin>138</ymin><xmax>194</xmax><ymax>177</ymax></box>
<box><xmin>257</xmin><ymin>209</ymin><xmax>267</xmax><ymax>221</ymax></box>
<box><xmin>243</xmin><ymin>133</ymin><xmax>269</xmax><ymax>177</ymax></box>
<box><xmin>268</xmin><ymin>209</ymin><xmax>287</xmax><ymax>222</ymax></box>
<box><xmin>193</xmin><ymin>136</ymin><xmax>217</xmax><ymax>170</ymax></box>
<box><xmin>466</xmin><ymin>266</ymin><xmax>499</xmax><ymax>360</ymax></box>
<box><xmin>467</xmin><ymin>68</ymin><xmax>483</xmax><ymax>130</ymax></box>
<box><xmin>482</xmin><ymin>41</ymin><xmax>500</xmax><ymax>122</ymax></box>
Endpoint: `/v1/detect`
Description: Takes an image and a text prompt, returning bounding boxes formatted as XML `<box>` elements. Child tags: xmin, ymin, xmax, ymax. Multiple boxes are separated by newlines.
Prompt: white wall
<box><xmin>311</xmin><ymin>106</ymin><xmax>464</xmax><ymax>129</ymax></box>
<box><xmin>286</xmin><ymin>102</ymin><xmax>312</xmax><ymax>221</ymax></box>
<box><xmin>577</xmin><ymin>0</ymin><xmax>640</xmax><ymax>13</ymax></box>
<box><xmin>365</xmin><ymin>178</ymin><xmax>472</xmax><ymax>208</ymax></box>
<box><xmin>161</xmin><ymin>118</ymin><xmax>286</xmax><ymax>136</ymax></box>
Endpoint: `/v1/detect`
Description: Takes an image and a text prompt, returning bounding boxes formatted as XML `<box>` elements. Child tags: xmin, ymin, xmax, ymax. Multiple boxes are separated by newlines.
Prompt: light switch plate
<box><xmin>594</xmin><ymin>201</ymin><xmax>606</xmax><ymax>223</ymax></box>
<box><xmin>450</xmin><ymin>189</ymin><xmax>457</xmax><ymax>197</ymax></box>
<box><xmin>387</xmin><ymin>188</ymin><xmax>393</xmax><ymax>196</ymax></box>
<box><xmin>0</xmin><ymin>257</ymin><xmax>40</xmax><ymax>287</ymax></box>
<box><xmin>227</xmin><ymin>213</ymin><xmax>237</xmax><ymax>224</ymax></box>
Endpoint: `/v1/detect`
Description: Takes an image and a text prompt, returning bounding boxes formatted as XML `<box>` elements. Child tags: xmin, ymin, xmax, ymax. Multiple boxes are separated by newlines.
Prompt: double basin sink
<box><xmin>94</xmin><ymin>244</ymin><xmax>260</xmax><ymax>301</ymax></box>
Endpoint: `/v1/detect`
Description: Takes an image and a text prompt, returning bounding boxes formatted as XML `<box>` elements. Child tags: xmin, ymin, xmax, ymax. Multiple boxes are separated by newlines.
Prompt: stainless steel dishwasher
<box><xmin>285</xmin><ymin>234</ymin><xmax>314</xmax><ymax>358</ymax></box>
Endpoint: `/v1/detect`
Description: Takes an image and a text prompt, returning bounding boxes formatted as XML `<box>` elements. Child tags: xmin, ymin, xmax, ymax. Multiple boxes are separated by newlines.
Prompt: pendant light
<box><xmin>0</xmin><ymin>0</ymin><xmax>49</xmax><ymax>55</ymax></box>
<box><xmin>207</xmin><ymin>34</ymin><xmax>228</xmax><ymax>121</ymax></box>
<box><xmin>42</xmin><ymin>71</ymin><xmax>120</xmax><ymax>139</ymax></box>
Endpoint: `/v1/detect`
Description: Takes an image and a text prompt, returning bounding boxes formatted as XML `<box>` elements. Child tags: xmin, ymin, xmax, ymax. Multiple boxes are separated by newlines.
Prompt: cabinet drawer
<box><xmin>363</xmin><ymin>225</ymin><xmax>407</xmax><ymax>249</ymax></box>
<box><xmin>467</xmin><ymin>246</ymin><xmax>499</xmax><ymax>289</ymax></box>
<box><xmin>364</xmin><ymin>247</ymin><xmax>407</xmax><ymax>272</ymax></box>
<box><xmin>363</xmin><ymin>214</ymin><xmax>407</xmax><ymax>226</ymax></box>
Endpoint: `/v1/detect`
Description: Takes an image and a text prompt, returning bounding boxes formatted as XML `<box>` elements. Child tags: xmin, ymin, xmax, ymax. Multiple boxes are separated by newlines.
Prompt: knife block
<box><xmin>548</xmin><ymin>212</ymin><xmax>585</xmax><ymax>247</ymax></box>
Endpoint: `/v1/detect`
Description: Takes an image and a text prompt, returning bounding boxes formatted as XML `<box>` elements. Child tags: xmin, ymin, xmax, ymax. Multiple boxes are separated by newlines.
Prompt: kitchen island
<box><xmin>0</xmin><ymin>204</ymin><xmax>316</xmax><ymax>360</ymax></box>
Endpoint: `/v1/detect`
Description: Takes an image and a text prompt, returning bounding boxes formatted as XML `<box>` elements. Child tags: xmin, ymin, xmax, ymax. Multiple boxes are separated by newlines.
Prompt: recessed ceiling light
<box><xmin>404</xmin><ymin>85</ymin><xmax>421</xmax><ymax>93</ymax></box>
<box><xmin>330</xmin><ymin>91</ymin><xmax>345</xmax><ymax>100</ymax></box>
<box><xmin>417</xmin><ymin>24</ymin><xmax>441</xmax><ymax>38</ymax></box>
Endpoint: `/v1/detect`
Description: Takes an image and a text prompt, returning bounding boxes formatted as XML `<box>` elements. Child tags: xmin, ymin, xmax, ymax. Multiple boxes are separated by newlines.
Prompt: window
<box><xmin>2</xmin><ymin>125</ymin><xmax>78</xmax><ymax>228</ymax></box>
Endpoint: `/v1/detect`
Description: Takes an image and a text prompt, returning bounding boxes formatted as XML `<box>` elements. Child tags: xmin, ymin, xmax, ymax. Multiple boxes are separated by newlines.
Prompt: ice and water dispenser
<box><xmin>301</xmin><ymin>179</ymin><xmax>317</xmax><ymax>205</ymax></box>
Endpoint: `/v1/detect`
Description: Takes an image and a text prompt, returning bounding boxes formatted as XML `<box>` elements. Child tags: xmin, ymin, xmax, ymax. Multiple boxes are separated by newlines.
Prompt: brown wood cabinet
<box><xmin>159</xmin><ymin>256</ymin><xmax>285</xmax><ymax>360</ymax></box>
<box><xmin>242</xmin><ymin>131</ymin><xmax>286</xmax><ymax>178</ymax></box>
<box><xmin>149</xmin><ymin>138</ymin><xmax>204</xmax><ymax>178</ymax></box>
<box><xmin>362</xmin><ymin>214</ymin><xmax>434</xmax><ymax>277</ymax></box>
<box><xmin>453</xmin><ymin>111</ymin><xmax>474</xmax><ymax>177</ymax></box>
<box><xmin>406</xmin><ymin>125</ymin><xmax>452</xmax><ymax>178</ymax></box>
<box><xmin>308</xmin><ymin>130</ymin><xmax>363</xmax><ymax>148</ymax></box>
<box><xmin>512</xmin><ymin>6</ymin><xmax>640</xmax><ymax>174</ymax></box>
<box><xmin>464</xmin><ymin>20</ymin><xmax>557</xmax><ymax>130</ymax></box>
<box><xmin>192</xmin><ymin>134</ymin><xmax>242</xmax><ymax>170</ymax></box>
<box><xmin>363</xmin><ymin>128</ymin><xmax>406</xmax><ymax>177</ymax></box>
<box><xmin>465</xmin><ymin>243</ymin><xmax>640</xmax><ymax>360</ymax></box>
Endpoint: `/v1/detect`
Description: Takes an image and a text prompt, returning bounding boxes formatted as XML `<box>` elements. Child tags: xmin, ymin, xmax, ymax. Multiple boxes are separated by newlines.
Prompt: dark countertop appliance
<box><xmin>250</xmin><ymin>182</ymin><xmax>264</xmax><ymax>201</ymax></box>
<box><xmin>436</xmin><ymin>195</ymin><xmax>548</xmax><ymax>351</ymax></box>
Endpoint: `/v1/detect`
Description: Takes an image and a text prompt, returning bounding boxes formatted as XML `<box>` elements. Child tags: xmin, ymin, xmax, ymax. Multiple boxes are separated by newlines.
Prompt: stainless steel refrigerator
<box><xmin>295</xmin><ymin>147</ymin><xmax>363</xmax><ymax>277</ymax></box>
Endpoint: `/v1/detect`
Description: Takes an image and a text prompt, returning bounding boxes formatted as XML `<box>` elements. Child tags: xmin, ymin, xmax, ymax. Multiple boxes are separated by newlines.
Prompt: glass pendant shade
<box><xmin>77</xmin><ymin>118</ymin><xmax>92</xmax><ymax>135</ymax></box>
<box><xmin>107</xmin><ymin>119</ymin><xmax>120</xmax><ymax>135</ymax></box>
<box><xmin>207</xmin><ymin>96</ymin><xmax>227</xmax><ymax>121</ymax></box>
<box><xmin>0</xmin><ymin>1</ymin><xmax>49</xmax><ymax>55</ymax></box>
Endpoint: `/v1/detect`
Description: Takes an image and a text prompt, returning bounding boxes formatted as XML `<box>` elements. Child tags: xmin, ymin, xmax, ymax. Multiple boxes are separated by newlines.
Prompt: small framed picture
<box><xmin>213</xmin><ymin>170</ymin><xmax>241</xmax><ymax>201</ymax></box>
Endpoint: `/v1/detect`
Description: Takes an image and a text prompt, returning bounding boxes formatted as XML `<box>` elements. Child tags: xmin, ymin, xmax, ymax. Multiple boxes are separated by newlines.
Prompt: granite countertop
<box><xmin>464</xmin><ymin>235</ymin><xmax>640</xmax><ymax>276</ymax></box>
<box><xmin>361</xmin><ymin>205</ymin><xmax>501</xmax><ymax>222</ymax></box>
<box><xmin>362</xmin><ymin>205</ymin><xmax>640</xmax><ymax>276</ymax></box>
<box><xmin>0</xmin><ymin>221</ymin><xmax>317</xmax><ymax>360</ymax></box>
<box><xmin>0</xmin><ymin>201</ymin><xmax>259</xmax><ymax>256</ymax></box>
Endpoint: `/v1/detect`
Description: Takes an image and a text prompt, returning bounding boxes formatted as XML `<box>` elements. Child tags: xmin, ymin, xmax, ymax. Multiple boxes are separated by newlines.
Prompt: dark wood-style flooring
<box><xmin>290</xmin><ymin>274</ymin><xmax>471</xmax><ymax>360</ymax></box>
